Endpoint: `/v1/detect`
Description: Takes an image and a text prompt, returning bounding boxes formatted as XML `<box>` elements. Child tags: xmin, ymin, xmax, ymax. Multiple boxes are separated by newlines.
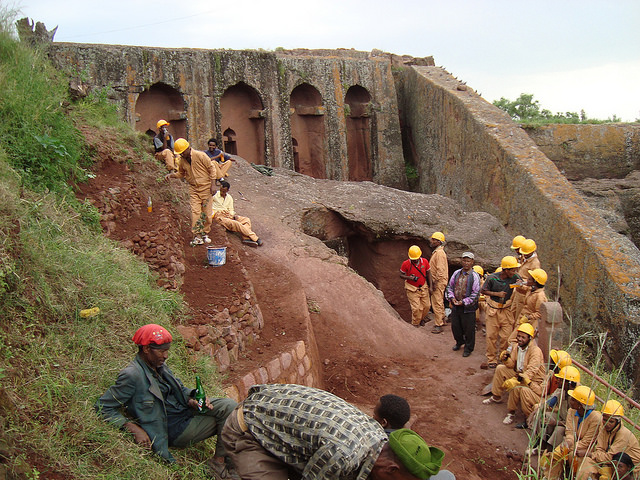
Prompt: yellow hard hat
<box><xmin>500</xmin><ymin>256</ymin><xmax>520</xmax><ymax>269</ymax></box>
<box><xmin>473</xmin><ymin>265</ymin><xmax>484</xmax><ymax>276</ymax></box>
<box><xmin>157</xmin><ymin>119</ymin><xmax>170</xmax><ymax>129</ymax></box>
<box><xmin>517</xmin><ymin>322</ymin><xmax>535</xmax><ymax>337</ymax></box>
<box><xmin>431</xmin><ymin>232</ymin><xmax>445</xmax><ymax>242</ymax></box>
<box><xmin>519</xmin><ymin>239</ymin><xmax>537</xmax><ymax>255</ymax></box>
<box><xmin>511</xmin><ymin>235</ymin><xmax>526</xmax><ymax>250</ymax></box>
<box><xmin>601</xmin><ymin>399</ymin><xmax>624</xmax><ymax>417</ymax></box>
<box><xmin>568</xmin><ymin>385</ymin><xmax>596</xmax><ymax>407</ymax></box>
<box><xmin>174</xmin><ymin>138</ymin><xmax>190</xmax><ymax>155</ymax></box>
<box><xmin>408</xmin><ymin>245</ymin><xmax>422</xmax><ymax>260</ymax></box>
<box><xmin>550</xmin><ymin>349</ymin><xmax>572</xmax><ymax>369</ymax></box>
<box><xmin>554</xmin><ymin>365</ymin><xmax>580</xmax><ymax>383</ymax></box>
<box><xmin>494</xmin><ymin>267</ymin><xmax>503</xmax><ymax>273</ymax></box>
<box><xmin>529</xmin><ymin>268</ymin><xmax>547</xmax><ymax>286</ymax></box>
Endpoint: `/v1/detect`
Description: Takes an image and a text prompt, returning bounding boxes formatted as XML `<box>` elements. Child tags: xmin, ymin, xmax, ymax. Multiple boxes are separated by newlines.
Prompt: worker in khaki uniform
<box><xmin>511</xmin><ymin>238</ymin><xmax>541</xmax><ymax>321</ymax></box>
<box><xmin>507</xmin><ymin>268</ymin><xmax>548</xmax><ymax>344</ymax></box>
<box><xmin>544</xmin><ymin>386</ymin><xmax>602</xmax><ymax>480</ymax></box>
<box><xmin>481</xmin><ymin>256</ymin><xmax>522</xmax><ymax>367</ymax></box>
<box><xmin>482</xmin><ymin>323</ymin><xmax>546</xmax><ymax>425</ymax></box>
<box><xmin>153</xmin><ymin>120</ymin><xmax>179</xmax><ymax>172</ymax></box>
<box><xmin>429</xmin><ymin>232</ymin><xmax>448</xmax><ymax>334</ymax></box>
<box><xmin>577</xmin><ymin>400</ymin><xmax>640</xmax><ymax>480</ymax></box>
<box><xmin>473</xmin><ymin>265</ymin><xmax>486</xmax><ymax>331</ymax></box>
<box><xmin>399</xmin><ymin>246</ymin><xmax>433</xmax><ymax>326</ymax></box>
<box><xmin>165</xmin><ymin>139</ymin><xmax>216</xmax><ymax>246</ymax></box>
<box><xmin>211</xmin><ymin>181</ymin><xmax>263</xmax><ymax>247</ymax></box>
<box><xmin>205</xmin><ymin>138</ymin><xmax>235</xmax><ymax>180</ymax></box>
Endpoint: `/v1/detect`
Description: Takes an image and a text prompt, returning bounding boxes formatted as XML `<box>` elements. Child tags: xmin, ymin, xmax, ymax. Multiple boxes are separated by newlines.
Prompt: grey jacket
<box><xmin>95</xmin><ymin>353</ymin><xmax>194</xmax><ymax>462</ymax></box>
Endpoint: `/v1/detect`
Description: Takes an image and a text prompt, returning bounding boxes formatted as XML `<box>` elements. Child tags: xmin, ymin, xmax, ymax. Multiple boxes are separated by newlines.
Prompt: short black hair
<box><xmin>378</xmin><ymin>394</ymin><xmax>411</xmax><ymax>430</ymax></box>
<box><xmin>208</xmin><ymin>138</ymin><xmax>217</xmax><ymax>145</ymax></box>
<box><xmin>612</xmin><ymin>452</ymin><xmax>634</xmax><ymax>468</ymax></box>
<box><xmin>220</xmin><ymin>180</ymin><xmax>230</xmax><ymax>189</ymax></box>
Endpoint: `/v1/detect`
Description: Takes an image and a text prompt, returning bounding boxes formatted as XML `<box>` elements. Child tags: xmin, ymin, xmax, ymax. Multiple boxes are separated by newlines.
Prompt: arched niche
<box><xmin>290</xmin><ymin>83</ymin><xmax>326</xmax><ymax>179</ymax></box>
<box><xmin>223</xmin><ymin>128</ymin><xmax>237</xmax><ymax>155</ymax></box>
<box><xmin>220</xmin><ymin>82</ymin><xmax>265</xmax><ymax>164</ymax></box>
<box><xmin>135</xmin><ymin>83</ymin><xmax>187</xmax><ymax>139</ymax></box>
<box><xmin>345</xmin><ymin>85</ymin><xmax>373</xmax><ymax>181</ymax></box>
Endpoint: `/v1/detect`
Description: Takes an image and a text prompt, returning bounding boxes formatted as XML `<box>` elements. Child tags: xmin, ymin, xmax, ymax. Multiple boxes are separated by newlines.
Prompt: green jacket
<box><xmin>95</xmin><ymin>353</ymin><xmax>194</xmax><ymax>462</ymax></box>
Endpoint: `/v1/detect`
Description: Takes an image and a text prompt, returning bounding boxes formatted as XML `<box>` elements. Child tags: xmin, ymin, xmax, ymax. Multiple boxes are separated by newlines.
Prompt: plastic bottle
<box><xmin>147</xmin><ymin>197</ymin><xmax>152</xmax><ymax>213</ymax></box>
<box><xmin>194</xmin><ymin>375</ymin><xmax>206</xmax><ymax>413</ymax></box>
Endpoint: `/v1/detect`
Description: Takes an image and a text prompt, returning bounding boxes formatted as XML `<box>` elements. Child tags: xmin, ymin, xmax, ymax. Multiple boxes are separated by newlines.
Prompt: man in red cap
<box><xmin>95</xmin><ymin>324</ymin><xmax>237</xmax><ymax>477</ymax></box>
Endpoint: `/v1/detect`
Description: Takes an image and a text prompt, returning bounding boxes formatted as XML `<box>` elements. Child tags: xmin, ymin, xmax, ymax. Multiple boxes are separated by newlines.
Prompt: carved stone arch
<box><xmin>135</xmin><ymin>83</ymin><xmax>187</xmax><ymax>139</ymax></box>
<box><xmin>290</xmin><ymin>83</ymin><xmax>326</xmax><ymax>179</ymax></box>
<box><xmin>220</xmin><ymin>82</ymin><xmax>265</xmax><ymax>164</ymax></box>
<box><xmin>345</xmin><ymin>85</ymin><xmax>373</xmax><ymax>181</ymax></box>
<box><xmin>223</xmin><ymin>128</ymin><xmax>237</xmax><ymax>155</ymax></box>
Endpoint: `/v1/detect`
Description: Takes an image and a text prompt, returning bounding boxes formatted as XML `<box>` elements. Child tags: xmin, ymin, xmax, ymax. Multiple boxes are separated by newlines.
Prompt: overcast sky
<box><xmin>13</xmin><ymin>0</ymin><xmax>640</xmax><ymax>121</ymax></box>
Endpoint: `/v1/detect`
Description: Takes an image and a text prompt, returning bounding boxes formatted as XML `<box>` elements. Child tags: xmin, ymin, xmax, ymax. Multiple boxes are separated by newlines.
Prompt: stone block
<box><xmin>295</xmin><ymin>340</ymin><xmax>306</xmax><ymax>361</ymax></box>
<box><xmin>256</xmin><ymin>367</ymin><xmax>269</xmax><ymax>384</ymax></box>
<box><xmin>538</xmin><ymin>301</ymin><xmax>565</xmax><ymax>359</ymax></box>
<box><xmin>303</xmin><ymin>354</ymin><xmax>312</xmax><ymax>371</ymax></box>
<box><xmin>176</xmin><ymin>325</ymin><xmax>198</xmax><ymax>347</ymax></box>
<box><xmin>224</xmin><ymin>385</ymin><xmax>240</xmax><ymax>402</ymax></box>
<box><xmin>281</xmin><ymin>352</ymin><xmax>293</xmax><ymax>371</ymax></box>
<box><xmin>215</xmin><ymin>347</ymin><xmax>230</xmax><ymax>373</ymax></box>
<box><xmin>266</xmin><ymin>358</ymin><xmax>281</xmax><ymax>381</ymax></box>
<box><xmin>305</xmin><ymin>373</ymin><xmax>314</xmax><ymax>387</ymax></box>
<box><xmin>238</xmin><ymin>372</ymin><xmax>256</xmax><ymax>398</ymax></box>
<box><xmin>298</xmin><ymin>363</ymin><xmax>305</xmax><ymax>377</ymax></box>
<box><xmin>228</xmin><ymin>344</ymin><xmax>239</xmax><ymax>363</ymax></box>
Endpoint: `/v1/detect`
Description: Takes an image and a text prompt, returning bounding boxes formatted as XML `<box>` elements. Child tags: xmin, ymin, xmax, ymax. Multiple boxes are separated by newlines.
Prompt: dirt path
<box><xmin>80</xmin><ymin>150</ymin><xmax>529</xmax><ymax>479</ymax></box>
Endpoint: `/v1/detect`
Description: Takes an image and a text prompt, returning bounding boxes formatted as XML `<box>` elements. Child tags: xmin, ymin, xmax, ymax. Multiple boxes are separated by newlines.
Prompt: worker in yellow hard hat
<box><xmin>480</xmin><ymin>256</ymin><xmax>522</xmax><ymax>368</ymax></box>
<box><xmin>482</xmin><ymin>323</ymin><xmax>546</xmax><ymax>427</ymax></box>
<box><xmin>428</xmin><ymin>232</ymin><xmax>448</xmax><ymax>334</ymax></box>
<box><xmin>526</xmin><ymin>365</ymin><xmax>579</xmax><ymax>455</ymax></box>
<box><xmin>153</xmin><ymin>120</ymin><xmax>179</xmax><ymax>172</ymax></box>
<box><xmin>507</xmin><ymin>268</ymin><xmax>548</xmax><ymax>344</ymax></box>
<box><xmin>165</xmin><ymin>139</ymin><xmax>217</xmax><ymax>246</ymax></box>
<box><xmin>544</xmin><ymin>385</ymin><xmax>601</xmax><ymax>480</ymax></box>
<box><xmin>399</xmin><ymin>245</ymin><xmax>433</xmax><ymax>327</ymax></box>
<box><xmin>473</xmin><ymin>265</ymin><xmax>486</xmax><ymax>331</ymax></box>
<box><xmin>577</xmin><ymin>400</ymin><xmax>640</xmax><ymax>480</ymax></box>
<box><xmin>511</xmin><ymin>238</ymin><xmax>542</xmax><ymax>321</ymax></box>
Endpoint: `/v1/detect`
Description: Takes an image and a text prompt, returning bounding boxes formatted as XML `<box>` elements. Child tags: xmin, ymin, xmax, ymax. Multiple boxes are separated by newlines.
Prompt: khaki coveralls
<box><xmin>211</xmin><ymin>192</ymin><xmax>259</xmax><ymax>242</ymax></box>
<box><xmin>510</xmin><ymin>253</ymin><xmax>541</xmax><ymax>321</ymax></box>
<box><xmin>507</xmin><ymin>287</ymin><xmax>548</xmax><ymax>344</ymax></box>
<box><xmin>429</xmin><ymin>245</ymin><xmax>448</xmax><ymax>327</ymax></box>
<box><xmin>577</xmin><ymin>422</ymin><xmax>640</xmax><ymax>480</ymax></box>
<box><xmin>175</xmin><ymin>150</ymin><xmax>216</xmax><ymax>236</ymax></box>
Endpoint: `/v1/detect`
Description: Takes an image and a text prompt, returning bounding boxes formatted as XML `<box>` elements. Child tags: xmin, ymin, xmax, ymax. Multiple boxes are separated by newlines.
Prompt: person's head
<box><xmin>157</xmin><ymin>119</ymin><xmax>170</xmax><ymax>132</ymax></box>
<box><xmin>473</xmin><ymin>265</ymin><xmax>484</xmax><ymax>277</ymax></box>
<box><xmin>510</xmin><ymin>235</ymin><xmax>526</xmax><ymax>251</ymax></box>
<box><xmin>174</xmin><ymin>138</ymin><xmax>191</xmax><ymax>159</ymax></box>
<box><xmin>602</xmin><ymin>400</ymin><xmax>624</xmax><ymax>433</ymax></box>
<box><xmin>549</xmin><ymin>349</ymin><xmax>572</xmax><ymax>373</ymax></box>
<box><xmin>515</xmin><ymin>323</ymin><xmax>534</xmax><ymax>349</ymax></box>
<box><xmin>519</xmin><ymin>239</ymin><xmax>537</xmax><ymax>259</ymax></box>
<box><xmin>499</xmin><ymin>256</ymin><xmax>520</xmax><ymax>279</ymax></box>
<box><xmin>461</xmin><ymin>252</ymin><xmax>474</xmax><ymax>271</ymax></box>
<box><xmin>207</xmin><ymin>138</ymin><xmax>218</xmax><ymax>152</ymax></box>
<box><xmin>528</xmin><ymin>268</ymin><xmax>547</xmax><ymax>290</ymax></box>
<box><xmin>219</xmin><ymin>180</ymin><xmax>230</xmax><ymax>196</ymax></box>
<box><xmin>554</xmin><ymin>365</ymin><xmax>580</xmax><ymax>392</ymax></box>
<box><xmin>373</xmin><ymin>395</ymin><xmax>411</xmax><ymax>431</ymax></box>
<box><xmin>408</xmin><ymin>245</ymin><xmax>422</xmax><ymax>264</ymax></box>
<box><xmin>133</xmin><ymin>323</ymin><xmax>173</xmax><ymax>371</ymax></box>
<box><xmin>371</xmin><ymin>429</ymin><xmax>444</xmax><ymax>480</ymax></box>
<box><xmin>611</xmin><ymin>452</ymin><xmax>634</xmax><ymax>479</ymax></box>
<box><xmin>568</xmin><ymin>386</ymin><xmax>596</xmax><ymax>414</ymax></box>
<box><xmin>429</xmin><ymin>232</ymin><xmax>445</xmax><ymax>248</ymax></box>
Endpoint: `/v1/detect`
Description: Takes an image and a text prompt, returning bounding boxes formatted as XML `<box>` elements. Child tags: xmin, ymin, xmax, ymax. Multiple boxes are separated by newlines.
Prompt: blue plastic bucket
<box><xmin>206</xmin><ymin>246</ymin><xmax>226</xmax><ymax>266</ymax></box>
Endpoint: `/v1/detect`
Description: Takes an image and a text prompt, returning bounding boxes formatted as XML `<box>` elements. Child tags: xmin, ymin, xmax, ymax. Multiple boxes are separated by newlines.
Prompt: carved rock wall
<box><xmin>395</xmin><ymin>66</ymin><xmax>640</xmax><ymax>391</ymax></box>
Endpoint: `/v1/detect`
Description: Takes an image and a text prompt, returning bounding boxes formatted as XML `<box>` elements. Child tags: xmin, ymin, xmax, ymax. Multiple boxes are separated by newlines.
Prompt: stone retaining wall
<box><xmin>395</xmin><ymin>66</ymin><xmax>640</xmax><ymax>393</ymax></box>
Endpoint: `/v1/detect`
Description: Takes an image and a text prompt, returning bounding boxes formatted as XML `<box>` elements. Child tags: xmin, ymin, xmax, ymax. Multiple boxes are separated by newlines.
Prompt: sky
<box><xmin>11</xmin><ymin>0</ymin><xmax>640</xmax><ymax>121</ymax></box>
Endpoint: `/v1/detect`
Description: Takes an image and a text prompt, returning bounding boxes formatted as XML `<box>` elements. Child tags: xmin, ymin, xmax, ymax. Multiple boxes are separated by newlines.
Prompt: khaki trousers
<box><xmin>510</xmin><ymin>288</ymin><xmax>526</xmax><ymax>322</ymax></box>
<box><xmin>491</xmin><ymin>365</ymin><xmax>541</xmax><ymax>416</ymax></box>
<box><xmin>431</xmin><ymin>281</ymin><xmax>447</xmax><ymax>326</ymax></box>
<box><xmin>189</xmin><ymin>187</ymin><xmax>213</xmax><ymax>236</ymax></box>
<box><xmin>485</xmin><ymin>305</ymin><xmax>514</xmax><ymax>363</ymax></box>
<box><xmin>544</xmin><ymin>451</ymin><xmax>589</xmax><ymax>480</ymax></box>
<box><xmin>214</xmin><ymin>214</ymin><xmax>259</xmax><ymax>242</ymax></box>
<box><xmin>406</xmin><ymin>286</ymin><xmax>430</xmax><ymax>326</ymax></box>
<box><xmin>155</xmin><ymin>149</ymin><xmax>179</xmax><ymax>171</ymax></box>
<box><xmin>214</xmin><ymin>161</ymin><xmax>232</xmax><ymax>179</ymax></box>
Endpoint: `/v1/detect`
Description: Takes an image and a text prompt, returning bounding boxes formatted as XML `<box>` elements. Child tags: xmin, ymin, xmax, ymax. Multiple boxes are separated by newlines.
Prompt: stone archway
<box><xmin>220</xmin><ymin>83</ymin><xmax>265</xmax><ymax>164</ymax></box>
<box><xmin>345</xmin><ymin>85</ymin><xmax>372</xmax><ymax>181</ymax></box>
<box><xmin>290</xmin><ymin>83</ymin><xmax>326</xmax><ymax>179</ymax></box>
<box><xmin>135</xmin><ymin>83</ymin><xmax>187</xmax><ymax>139</ymax></box>
<box><xmin>223</xmin><ymin>128</ymin><xmax>237</xmax><ymax>155</ymax></box>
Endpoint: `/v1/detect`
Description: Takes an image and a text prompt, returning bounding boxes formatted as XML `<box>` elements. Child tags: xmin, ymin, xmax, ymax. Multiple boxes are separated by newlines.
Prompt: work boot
<box><xmin>431</xmin><ymin>325</ymin><xmax>443</xmax><ymax>334</ymax></box>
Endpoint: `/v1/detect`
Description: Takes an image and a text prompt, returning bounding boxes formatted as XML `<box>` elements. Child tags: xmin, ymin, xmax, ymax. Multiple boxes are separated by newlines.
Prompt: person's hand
<box><xmin>164</xmin><ymin>173</ymin><xmax>173</xmax><ymax>181</ymax></box>
<box><xmin>499</xmin><ymin>350</ymin><xmax>510</xmax><ymax>362</ymax></box>
<box><xmin>502</xmin><ymin>377</ymin><xmax>519</xmax><ymax>391</ymax></box>
<box><xmin>124</xmin><ymin>422</ymin><xmax>152</xmax><ymax>449</ymax></box>
<box><xmin>412</xmin><ymin>275</ymin><xmax>419</xmax><ymax>282</ymax></box>
<box><xmin>495</xmin><ymin>291</ymin><xmax>507</xmax><ymax>298</ymax></box>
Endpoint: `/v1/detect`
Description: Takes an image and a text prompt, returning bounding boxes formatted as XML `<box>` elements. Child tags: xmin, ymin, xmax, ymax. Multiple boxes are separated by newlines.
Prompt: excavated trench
<box><xmin>300</xmin><ymin>207</ymin><xmax>462</xmax><ymax>322</ymax></box>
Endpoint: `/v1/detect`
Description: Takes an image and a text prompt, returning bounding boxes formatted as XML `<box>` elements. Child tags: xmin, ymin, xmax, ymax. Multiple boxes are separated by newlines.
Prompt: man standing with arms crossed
<box><xmin>429</xmin><ymin>232</ymin><xmax>448</xmax><ymax>334</ymax></box>
<box><xmin>446</xmin><ymin>252</ymin><xmax>481</xmax><ymax>357</ymax></box>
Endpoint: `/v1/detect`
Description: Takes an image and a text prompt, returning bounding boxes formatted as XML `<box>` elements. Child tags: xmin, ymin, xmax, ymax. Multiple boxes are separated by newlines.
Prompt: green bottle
<box><xmin>194</xmin><ymin>375</ymin><xmax>206</xmax><ymax>413</ymax></box>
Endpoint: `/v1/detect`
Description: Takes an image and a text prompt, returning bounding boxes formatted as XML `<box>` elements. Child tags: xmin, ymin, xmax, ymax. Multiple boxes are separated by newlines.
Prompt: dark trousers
<box><xmin>450</xmin><ymin>306</ymin><xmax>476</xmax><ymax>353</ymax></box>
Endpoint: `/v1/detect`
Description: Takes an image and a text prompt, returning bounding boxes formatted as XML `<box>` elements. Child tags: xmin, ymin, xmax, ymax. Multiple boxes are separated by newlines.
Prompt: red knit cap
<box><xmin>132</xmin><ymin>324</ymin><xmax>173</xmax><ymax>346</ymax></box>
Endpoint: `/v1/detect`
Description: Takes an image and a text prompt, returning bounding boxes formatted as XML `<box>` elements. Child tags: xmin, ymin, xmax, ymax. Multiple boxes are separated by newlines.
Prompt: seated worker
<box><xmin>212</xmin><ymin>180</ymin><xmax>263</xmax><ymax>247</ymax></box>
<box><xmin>543</xmin><ymin>385</ymin><xmax>602</xmax><ymax>480</ymax></box>
<box><xmin>610</xmin><ymin>452</ymin><xmax>636</xmax><ymax>480</ymax></box>
<box><xmin>577</xmin><ymin>400</ymin><xmax>640</xmax><ymax>480</ymax></box>
<box><xmin>153</xmin><ymin>120</ymin><xmax>179</xmax><ymax>172</ymax></box>
<box><xmin>526</xmin><ymin>365</ymin><xmax>580</xmax><ymax>454</ymax></box>
<box><xmin>481</xmin><ymin>256</ymin><xmax>522</xmax><ymax>368</ymax></box>
<box><xmin>95</xmin><ymin>324</ymin><xmax>238</xmax><ymax>475</ymax></box>
<box><xmin>373</xmin><ymin>394</ymin><xmax>412</xmax><ymax>434</ymax></box>
<box><xmin>205</xmin><ymin>138</ymin><xmax>235</xmax><ymax>181</ymax></box>
<box><xmin>221</xmin><ymin>383</ymin><xmax>456</xmax><ymax>480</ymax></box>
<box><xmin>482</xmin><ymin>323</ymin><xmax>546</xmax><ymax>426</ymax></box>
<box><xmin>507</xmin><ymin>268</ymin><xmax>548</xmax><ymax>344</ymax></box>
<box><xmin>544</xmin><ymin>349</ymin><xmax>573</xmax><ymax>397</ymax></box>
